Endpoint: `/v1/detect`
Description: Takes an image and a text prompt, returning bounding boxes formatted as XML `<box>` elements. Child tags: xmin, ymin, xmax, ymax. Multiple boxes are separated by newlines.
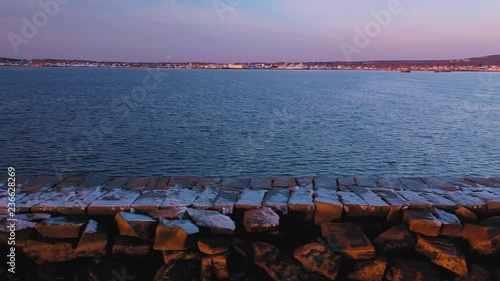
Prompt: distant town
<box><xmin>1</xmin><ymin>55</ymin><xmax>500</xmax><ymax>72</ymax></box>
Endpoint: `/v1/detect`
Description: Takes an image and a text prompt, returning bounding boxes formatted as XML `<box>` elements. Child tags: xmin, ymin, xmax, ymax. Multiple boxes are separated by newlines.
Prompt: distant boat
<box><xmin>401</xmin><ymin>69</ymin><xmax>411</xmax><ymax>73</ymax></box>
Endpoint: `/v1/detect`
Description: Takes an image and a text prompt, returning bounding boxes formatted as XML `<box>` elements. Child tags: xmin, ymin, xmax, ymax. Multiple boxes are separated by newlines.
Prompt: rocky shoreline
<box><xmin>1</xmin><ymin>176</ymin><xmax>499</xmax><ymax>280</ymax></box>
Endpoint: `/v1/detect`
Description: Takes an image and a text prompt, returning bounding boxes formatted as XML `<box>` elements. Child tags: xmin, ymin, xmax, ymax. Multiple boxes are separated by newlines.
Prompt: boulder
<box><xmin>243</xmin><ymin>207</ymin><xmax>280</xmax><ymax>233</ymax></box>
<box><xmin>15</xmin><ymin>213</ymin><xmax>51</xmax><ymax>222</ymax></box>
<box><xmin>347</xmin><ymin>257</ymin><xmax>388</xmax><ymax>281</ymax></box>
<box><xmin>293</xmin><ymin>242</ymin><xmax>341</xmax><ymax>280</ymax></box>
<box><xmin>188</xmin><ymin>209</ymin><xmax>235</xmax><ymax>235</ymax></box>
<box><xmin>0</xmin><ymin>218</ymin><xmax>37</xmax><ymax>247</ymax></box>
<box><xmin>201</xmin><ymin>254</ymin><xmax>229</xmax><ymax>280</ymax></box>
<box><xmin>148</xmin><ymin>207</ymin><xmax>187</xmax><ymax>220</ymax></box>
<box><xmin>154</xmin><ymin>219</ymin><xmax>199</xmax><ymax>251</ymax></box>
<box><xmin>433</xmin><ymin>208</ymin><xmax>463</xmax><ymax>238</ymax></box>
<box><xmin>115</xmin><ymin>212</ymin><xmax>157</xmax><ymax>240</ymax></box>
<box><xmin>23</xmin><ymin>235</ymin><xmax>79</xmax><ymax>264</ymax></box>
<box><xmin>403</xmin><ymin>210</ymin><xmax>442</xmax><ymax>237</ymax></box>
<box><xmin>455</xmin><ymin>207</ymin><xmax>477</xmax><ymax>223</ymax></box>
<box><xmin>454</xmin><ymin>264</ymin><xmax>493</xmax><ymax>281</ymax></box>
<box><xmin>197</xmin><ymin>236</ymin><xmax>230</xmax><ymax>255</ymax></box>
<box><xmin>373</xmin><ymin>225</ymin><xmax>415</xmax><ymax>254</ymax></box>
<box><xmin>415</xmin><ymin>235</ymin><xmax>468</xmax><ymax>276</ymax></box>
<box><xmin>386</xmin><ymin>258</ymin><xmax>441</xmax><ymax>281</ymax></box>
<box><xmin>112</xmin><ymin>235</ymin><xmax>151</xmax><ymax>256</ymax></box>
<box><xmin>153</xmin><ymin>262</ymin><xmax>197</xmax><ymax>281</ymax></box>
<box><xmin>162</xmin><ymin>250</ymin><xmax>199</xmax><ymax>265</ymax></box>
<box><xmin>462</xmin><ymin>223</ymin><xmax>500</xmax><ymax>255</ymax></box>
<box><xmin>35</xmin><ymin>216</ymin><xmax>87</xmax><ymax>239</ymax></box>
<box><xmin>253</xmin><ymin>242</ymin><xmax>302</xmax><ymax>281</ymax></box>
<box><xmin>75</xmin><ymin>219</ymin><xmax>107</xmax><ymax>258</ymax></box>
<box><xmin>321</xmin><ymin>222</ymin><xmax>376</xmax><ymax>260</ymax></box>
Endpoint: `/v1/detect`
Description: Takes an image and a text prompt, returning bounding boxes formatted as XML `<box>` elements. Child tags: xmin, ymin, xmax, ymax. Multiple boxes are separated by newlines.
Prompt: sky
<box><xmin>1</xmin><ymin>0</ymin><xmax>499</xmax><ymax>62</ymax></box>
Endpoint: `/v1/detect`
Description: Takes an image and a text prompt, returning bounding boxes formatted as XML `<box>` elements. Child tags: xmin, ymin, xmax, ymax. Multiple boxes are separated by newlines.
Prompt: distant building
<box><xmin>227</xmin><ymin>64</ymin><xmax>243</xmax><ymax>69</ymax></box>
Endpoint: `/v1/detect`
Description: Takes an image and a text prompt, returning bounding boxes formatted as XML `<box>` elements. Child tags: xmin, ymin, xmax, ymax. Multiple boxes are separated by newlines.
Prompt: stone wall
<box><xmin>1</xmin><ymin>176</ymin><xmax>499</xmax><ymax>280</ymax></box>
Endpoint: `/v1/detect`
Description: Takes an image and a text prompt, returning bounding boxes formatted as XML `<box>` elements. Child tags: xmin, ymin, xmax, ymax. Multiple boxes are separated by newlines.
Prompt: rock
<box><xmin>445</xmin><ymin>192</ymin><xmax>486</xmax><ymax>213</ymax></box>
<box><xmin>347</xmin><ymin>257</ymin><xmax>388</xmax><ymax>281</ymax></box>
<box><xmin>386</xmin><ymin>258</ymin><xmax>441</xmax><ymax>281</ymax></box>
<box><xmin>154</xmin><ymin>219</ymin><xmax>199</xmax><ymax>250</ymax></box>
<box><xmin>403</xmin><ymin>209</ymin><xmax>442</xmax><ymax>237</ymax></box>
<box><xmin>321</xmin><ymin>222</ymin><xmax>376</xmax><ymax>260</ymax></box>
<box><xmin>350</xmin><ymin>186</ymin><xmax>390</xmax><ymax>217</ymax></box>
<box><xmin>201</xmin><ymin>254</ymin><xmax>229</xmax><ymax>280</ymax></box>
<box><xmin>235</xmin><ymin>189</ymin><xmax>266</xmax><ymax>209</ymax></box>
<box><xmin>112</xmin><ymin>235</ymin><xmax>151</xmax><ymax>256</ymax></box>
<box><xmin>15</xmin><ymin>213</ymin><xmax>51</xmax><ymax>222</ymax></box>
<box><xmin>313</xmin><ymin>189</ymin><xmax>343</xmax><ymax>225</ymax></box>
<box><xmin>454</xmin><ymin>264</ymin><xmax>493</xmax><ymax>281</ymax></box>
<box><xmin>22</xmin><ymin>176</ymin><xmax>61</xmax><ymax>191</ymax></box>
<box><xmin>153</xmin><ymin>262</ymin><xmax>197</xmax><ymax>281</ymax></box>
<box><xmin>213</xmin><ymin>187</ymin><xmax>240</xmax><ymax>214</ymax></box>
<box><xmin>372</xmin><ymin>189</ymin><xmax>409</xmax><ymax>221</ymax></box>
<box><xmin>87</xmin><ymin>189</ymin><xmax>141</xmax><ymax>215</ymax></box>
<box><xmin>129</xmin><ymin>190</ymin><xmax>166</xmax><ymax>212</ymax></box>
<box><xmin>102</xmin><ymin>177</ymin><xmax>129</xmax><ymax>190</ymax></box>
<box><xmin>455</xmin><ymin>207</ymin><xmax>477</xmax><ymax>223</ymax></box>
<box><xmin>355</xmin><ymin>177</ymin><xmax>377</xmax><ymax>188</ymax></box>
<box><xmin>243</xmin><ymin>207</ymin><xmax>280</xmax><ymax>233</ymax></box>
<box><xmin>115</xmin><ymin>212</ymin><xmax>157</xmax><ymax>240</ymax></box>
<box><xmin>288</xmin><ymin>187</ymin><xmax>315</xmax><ymax>223</ymax></box>
<box><xmin>314</xmin><ymin>176</ymin><xmax>338</xmax><ymax>189</ymax></box>
<box><xmin>373</xmin><ymin>225</ymin><xmax>415</xmax><ymax>254</ymax></box>
<box><xmin>415</xmin><ymin>235</ymin><xmax>468</xmax><ymax>276</ymax></box>
<box><xmin>272</xmin><ymin>176</ymin><xmax>297</xmax><ymax>188</ymax></box>
<box><xmin>249</xmin><ymin>178</ymin><xmax>273</xmax><ymax>189</ymax></box>
<box><xmin>433</xmin><ymin>208</ymin><xmax>463</xmax><ymax>238</ymax></box>
<box><xmin>168</xmin><ymin>176</ymin><xmax>199</xmax><ymax>188</ymax></box>
<box><xmin>162</xmin><ymin>250</ymin><xmax>199</xmax><ymax>264</ymax></box>
<box><xmin>0</xmin><ymin>218</ymin><xmax>37</xmax><ymax>247</ymax></box>
<box><xmin>197</xmin><ymin>236</ymin><xmax>230</xmax><ymax>255</ymax></box>
<box><xmin>253</xmin><ymin>242</ymin><xmax>302</xmax><ymax>281</ymax></box>
<box><xmin>123</xmin><ymin>177</ymin><xmax>150</xmax><ymax>191</ymax></box>
<box><xmin>296</xmin><ymin>176</ymin><xmax>314</xmax><ymax>187</ymax></box>
<box><xmin>220</xmin><ymin>177</ymin><xmax>250</xmax><ymax>189</ymax></box>
<box><xmin>23</xmin><ymin>235</ymin><xmax>79</xmax><ymax>264</ymax></box>
<box><xmin>337</xmin><ymin>191</ymin><xmax>371</xmax><ymax>217</ymax></box>
<box><xmin>293</xmin><ymin>242</ymin><xmax>341</xmax><ymax>280</ymax></box>
<box><xmin>462</xmin><ymin>223</ymin><xmax>499</xmax><ymax>255</ymax></box>
<box><xmin>160</xmin><ymin>185</ymin><xmax>199</xmax><ymax>209</ymax></box>
<box><xmin>75</xmin><ymin>219</ymin><xmax>107</xmax><ymax>257</ymax></box>
<box><xmin>148</xmin><ymin>207</ymin><xmax>187</xmax><ymax>220</ymax></box>
<box><xmin>397</xmin><ymin>191</ymin><xmax>433</xmax><ymax>209</ymax></box>
<box><xmin>196</xmin><ymin>177</ymin><xmax>222</xmax><ymax>186</ymax></box>
<box><xmin>56</xmin><ymin>186</ymin><xmax>103</xmax><ymax>215</ymax></box>
<box><xmin>188</xmin><ymin>209</ymin><xmax>236</xmax><ymax>235</ymax></box>
<box><xmin>479</xmin><ymin>216</ymin><xmax>500</xmax><ymax>228</ymax></box>
<box><xmin>192</xmin><ymin>187</ymin><xmax>219</xmax><ymax>209</ymax></box>
<box><xmin>262</xmin><ymin>188</ymin><xmax>290</xmax><ymax>214</ymax></box>
<box><xmin>35</xmin><ymin>216</ymin><xmax>87</xmax><ymax>239</ymax></box>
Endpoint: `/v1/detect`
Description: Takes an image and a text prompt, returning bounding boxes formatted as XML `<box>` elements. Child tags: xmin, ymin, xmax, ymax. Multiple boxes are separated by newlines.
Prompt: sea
<box><xmin>1</xmin><ymin>67</ymin><xmax>499</xmax><ymax>177</ymax></box>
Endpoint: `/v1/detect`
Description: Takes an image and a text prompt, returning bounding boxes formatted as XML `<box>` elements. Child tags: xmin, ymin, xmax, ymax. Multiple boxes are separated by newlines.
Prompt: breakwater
<box><xmin>1</xmin><ymin>176</ymin><xmax>499</xmax><ymax>280</ymax></box>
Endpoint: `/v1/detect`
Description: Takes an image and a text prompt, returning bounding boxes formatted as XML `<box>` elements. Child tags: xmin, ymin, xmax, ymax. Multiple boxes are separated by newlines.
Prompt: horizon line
<box><xmin>2</xmin><ymin>53</ymin><xmax>499</xmax><ymax>65</ymax></box>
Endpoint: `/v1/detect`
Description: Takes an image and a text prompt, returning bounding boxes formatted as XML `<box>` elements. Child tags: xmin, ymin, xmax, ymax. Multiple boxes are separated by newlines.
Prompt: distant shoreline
<box><xmin>1</xmin><ymin>65</ymin><xmax>500</xmax><ymax>73</ymax></box>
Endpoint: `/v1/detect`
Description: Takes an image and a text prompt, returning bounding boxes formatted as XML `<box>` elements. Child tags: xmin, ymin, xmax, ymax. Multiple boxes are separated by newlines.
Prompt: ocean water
<box><xmin>0</xmin><ymin>67</ymin><xmax>499</xmax><ymax>177</ymax></box>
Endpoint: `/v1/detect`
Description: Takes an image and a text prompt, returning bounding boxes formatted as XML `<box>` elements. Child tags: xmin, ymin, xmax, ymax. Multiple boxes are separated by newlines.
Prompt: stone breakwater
<box><xmin>0</xmin><ymin>176</ymin><xmax>500</xmax><ymax>281</ymax></box>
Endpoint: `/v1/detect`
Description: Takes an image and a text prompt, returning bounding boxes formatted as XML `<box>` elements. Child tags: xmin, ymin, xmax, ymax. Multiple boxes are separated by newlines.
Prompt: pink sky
<box><xmin>1</xmin><ymin>0</ymin><xmax>499</xmax><ymax>62</ymax></box>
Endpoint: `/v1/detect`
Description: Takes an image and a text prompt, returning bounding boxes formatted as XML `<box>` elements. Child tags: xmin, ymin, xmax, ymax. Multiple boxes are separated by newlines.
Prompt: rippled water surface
<box><xmin>1</xmin><ymin>67</ymin><xmax>499</xmax><ymax>177</ymax></box>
